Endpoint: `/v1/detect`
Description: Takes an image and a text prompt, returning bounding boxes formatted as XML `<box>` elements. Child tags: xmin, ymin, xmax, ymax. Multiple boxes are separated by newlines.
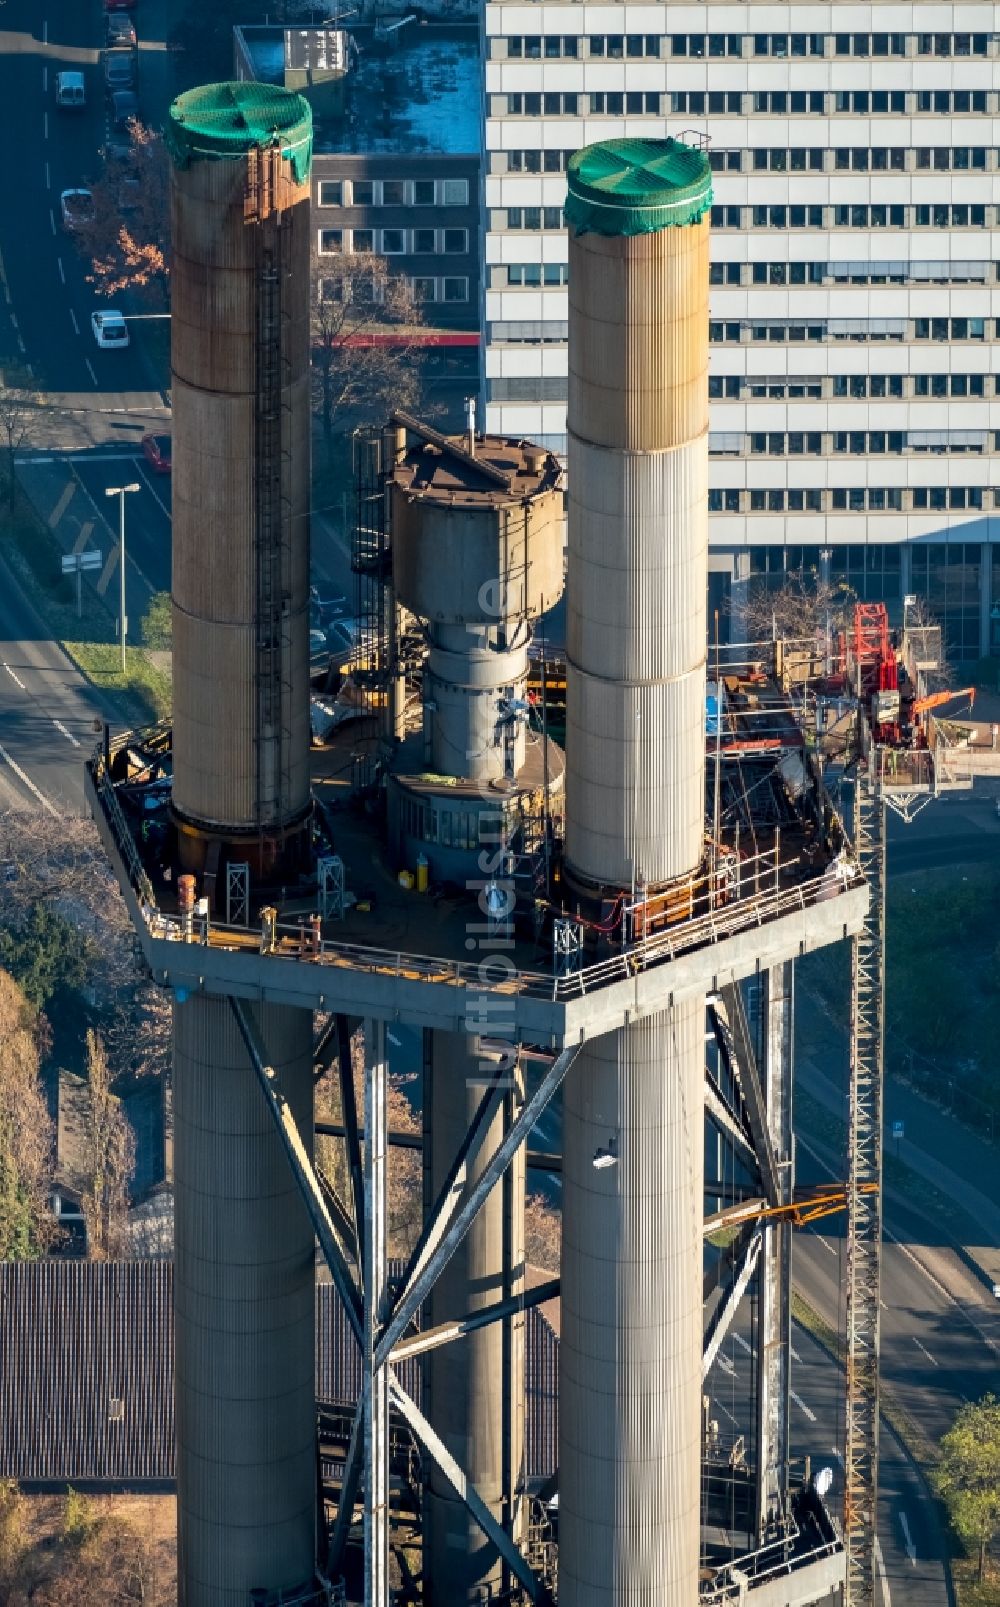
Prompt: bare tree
<box><xmin>735</xmin><ymin>570</ymin><xmax>858</xmax><ymax>646</ymax></box>
<box><xmin>0</xmin><ymin>365</ymin><xmax>35</xmax><ymax>507</ymax></box>
<box><xmin>0</xmin><ymin>969</ymin><xmax>57</xmax><ymax>1259</ymax></box>
<box><xmin>81</xmin><ymin>1030</ymin><xmax>136</xmax><ymax>1261</ymax></box>
<box><xmin>312</xmin><ymin>252</ymin><xmax>426</xmax><ymax>437</ymax></box>
<box><xmin>78</xmin><ymin>123</ymin><xmax>170</xmax><ymax>303</ymax></box>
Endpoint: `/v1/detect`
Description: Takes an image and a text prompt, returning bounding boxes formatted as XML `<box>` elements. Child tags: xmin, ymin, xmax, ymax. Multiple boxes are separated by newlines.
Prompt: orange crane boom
<box><xmin>910</xmin><ymin>686</ymin><xmax>976</xmax><ymax>719</ymax></box>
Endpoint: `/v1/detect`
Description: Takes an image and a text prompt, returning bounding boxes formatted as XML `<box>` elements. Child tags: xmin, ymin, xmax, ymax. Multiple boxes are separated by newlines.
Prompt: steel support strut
<box><xmin>230</xmin><ymin>998</ymin><xmax>362</xmax><ymax>1343</ymax></box>
<box><xmin>844</xmin><ymin>765</ymin><xmax>886</xmax><ymax>1607</ymax></box>
<box><xmin>753</xmin><ymin>963</ymin><xmax>793</xmax><ymax>1540</ymax></box>
<box><xmin>364</xmin><ymin>1019</ymin><xmax>390</xmax><ymax>1606</ymax></box>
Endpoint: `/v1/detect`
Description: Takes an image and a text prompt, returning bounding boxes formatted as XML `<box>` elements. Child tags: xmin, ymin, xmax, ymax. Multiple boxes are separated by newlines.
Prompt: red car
<box><xmin>105</xmin><ymin>0</ymin><xmax>136</xmax><ymax>11</ymax></box>
<box><xmin>141</xmin><ymin>434</ymin><xmax>172</xmax><ymax>474</ymax></box>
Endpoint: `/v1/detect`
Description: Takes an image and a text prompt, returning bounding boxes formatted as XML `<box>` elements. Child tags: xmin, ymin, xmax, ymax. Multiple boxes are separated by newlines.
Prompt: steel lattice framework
<box><xmin>843</xmin><ymin>752</ymin><xmax>887</xmax><ymax>1607</ymax></box>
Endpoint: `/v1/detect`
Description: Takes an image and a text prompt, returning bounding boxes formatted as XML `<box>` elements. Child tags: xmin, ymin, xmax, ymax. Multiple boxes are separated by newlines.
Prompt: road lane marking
<box><xmin>49</xmin><ymin>482</ymin><xmax>78</xmax><ymax>529</ymax></box>
<box><xmin>135</xmin><ymin>459</ymin><xmax>172</xmax><ymax>519</ymax></box>
<box><xmin>96</xmin><ymin>546</ymin><xmax>119</xmax><ymax>597</ymax></box>
<box><xmin>44</xmin><ymin>161</ymin><xmax>50</xmax><ymax>190</ymax></box>
<box><xmin>874</xmin><ymin>1538</ymin><xmax>892</xmax><ymax>1606</ymax></box>
<box><xmin>815</xmin><ymin>1234</ymin><xmax>838</xmax><ymax>1257</ymax></box>
<box><xmin>69</xmin><ymin>309</ymin><xmax>80</xmax><ymax>336</ymax></box>
<box><xmin>44</xmin><ymin>111</ymin><xmax>49</xmax><ymax>141</ymax></box>
<box><xmin>734</xmin><ymin>1334</ymin><xmax>752</xmax><ymax>1355</ymax></box>
<box><xmin>0</xmin><ymin>743</ymin><xmax>58</xmax><ymax>818</ymax></box>
<box><xmin>49</xmin><ymin>208</ymin><xmax>56</xmax><ymax>236</ymax></box>
<box><xmin>57</xmin><ymin>257</ymin><xmax>65</xmax><ymax>285</ymax></box>
<box><xmin>790</xmin><ymin>1389</ymin><xmax>816</xmax><ymax>1422</ymax></box>
<box><xmin>3</xmin><ymin>664</ymin><xmax>26</xmax><ymax>691</ymax></box>
<box><xmin>885</xmin><ymin>1228</ymin><xmax>1000</xmax><ymax>1358</ymax></box>
<box><xmin>47</xmin><ymin>481</ymin><xmax>75</xmax><ymax>530</ymax></box>
<box><xmin>85</xmin><ymin>358</ymin><xmax>98</xmax><ymax>387</ymax></box>
<box><xmin>17</xmin><ymin>333</ymin><xmax>25</xmax><ymax>356</ymax></box>
<box><xmin>43</xmin><ymin>66</ymin><xmax>48</xmax><ymax>93</ymax></box>
<box><xmin>72</xmin><ymin>520</ymin><xmax>94</xmax><ymax>556</ymax></box>
<box><xmin>43</xmin><ymin>20</ymin><xmax>48</xmax><ymax>44</ymax></box>
<box><xmin>53</xmin><ymin>721</ymin><xmax>81</xmax><ymax>749</ymax></box>
<box><xmin>912</xmin><ymin>1336</ymin><xmax>938</xmax><ymax>1367</ymax></box>
<box><xmin>899</xmin><ymin>1511</ymin><xmax>917</xmax><ymax>1565</ymax></box>
<box><xmin>715</xmin><ymin>1398</ymin><xmax>738</xmax><ymax>1426</ymax></box>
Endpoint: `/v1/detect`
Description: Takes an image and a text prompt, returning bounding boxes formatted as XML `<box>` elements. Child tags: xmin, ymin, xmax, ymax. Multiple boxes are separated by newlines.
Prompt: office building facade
<box><xmin>482</xmin><ymin>5</ymin><xmax>1000</xmax><ymax>660</ymax></box>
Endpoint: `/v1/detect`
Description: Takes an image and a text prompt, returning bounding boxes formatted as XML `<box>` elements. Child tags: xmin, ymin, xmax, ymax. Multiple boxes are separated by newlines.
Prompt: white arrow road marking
<box><xmin>790</xmin><ymin>1389</ymin><xmax>816</xmax><ymax>1422</ymax></box>
<box><xmin>52</xmin><ymin>720</ymin><xmax>81</xmax><ymax>748</ymax></box>
<box><xmin>899</xmin><ymin>1511</ymin><xmax>917</xmax><ymax>1564</ymax></box>
<box><xmin>0</xmin><ymin>743</ymin><xmax>58</xmax><ymax>817</ymax></box>
<box><xmin>717</xmin><ymin>1352</ymin><xmax>737</xmax><ymax>1378</ymax></box>
<box><xmin>874</xmin><ymin>1537</ymin><xmax>892</xmax><ymax>1606</ymax></box>
<box><xmin>3</xmin><ymin>663</ymin><xmax>26</xmax><ymax>691</ymax></box>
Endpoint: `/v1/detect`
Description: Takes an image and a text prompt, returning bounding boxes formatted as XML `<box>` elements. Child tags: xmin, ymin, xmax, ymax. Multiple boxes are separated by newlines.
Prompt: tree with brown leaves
<box><xmin>81</xmin><ymin>1031</ymin><xmax>136</xmax><ymax>1262</ymax></box>
<box><xmin>78</xmin><ymin>123</ymin><xmax>170</xmax><ymax>302</ymax></box>
<box><xmin>312</xmin><ymin>252</ymin><xmax>426</xmax><ymax>437</ymax></box>
<box><xmin>0</xmin><ymin>970</ymin><xmax>57</xmax><ymax>1260</ymax></box>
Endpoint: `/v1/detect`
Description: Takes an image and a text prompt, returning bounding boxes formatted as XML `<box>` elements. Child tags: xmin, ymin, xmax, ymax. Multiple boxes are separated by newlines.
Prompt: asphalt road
<box><xmin>705</xmin><ymin>1316</ymin><xmax>952</xmax><ymax>1607</ymax></box>
<box><xmin>0</xmin><ymin>0</ymin><xmax>177</xmax><ymax>806</ymax></box>
<box><xmin>0</xmin><ymin>535</ymin><xmax>117</xmax><ymax>816</ymax></box>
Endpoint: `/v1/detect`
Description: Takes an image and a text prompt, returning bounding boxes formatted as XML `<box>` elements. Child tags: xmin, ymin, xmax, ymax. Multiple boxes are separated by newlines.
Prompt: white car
<box><xmin>91</xmin><ymin>310</ymin><xmax>129</xmax><ymax>349</ymax></box>
<box><xmin>60</xmin><ymin>188</ymin><xmax>94</xmax><ymax>231</ymax></box>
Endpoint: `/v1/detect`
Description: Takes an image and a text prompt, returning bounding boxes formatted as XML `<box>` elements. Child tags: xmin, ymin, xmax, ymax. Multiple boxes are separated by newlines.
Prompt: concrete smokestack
<box><xmin>168</xmin><ymin>82</ymin><xmax>313</xmax><ymax>877</ymax></box>
<box><xmin>560</xmin><ymin>138</ymin><xmax>712</xmax><ymax>1606</ymax></box>
<box><xmin>166</xmin><ymin>84</ymin><xmax>317</xmax><ymax>1605</ymax></box>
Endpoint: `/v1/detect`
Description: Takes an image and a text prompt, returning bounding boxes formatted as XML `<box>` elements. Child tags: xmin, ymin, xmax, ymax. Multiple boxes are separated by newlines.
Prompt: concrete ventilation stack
<box><xmin>166</xmin><ymin>84</ymin><xmax>317</xmax><ymax>1606</ymax></box>
<box><xmin>388</xmin><ymin>427</ymin><xmax>564</xmax><ymax>1601</ymax></box>
<box><xmin>560</xmin><ymin>139</ymin><xmax>713</xmax><ymax>1606</ymax></box>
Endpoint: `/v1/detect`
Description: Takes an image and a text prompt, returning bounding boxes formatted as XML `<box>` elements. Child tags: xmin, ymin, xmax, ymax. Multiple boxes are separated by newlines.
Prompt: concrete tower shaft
<box><xmin>564</xmin><ymin>140</ymin><xmax>711</xmax><ymax>894</ymax></box>
<box><xmin>560</xmin><ymin>139</ymin><xmax>713</xmax><ymax>1607</ymax></box>
<box><xmin>559</xmin><ymin>1004</ymin><xmax>705</xmax><ymax>1604</ymax></box>
<box><xmin>173</xmin><ymin>996</ymin><xmax>316</xmax><ymax>1605</ymax></box>
<box><xmin>424</xmin><ymin>1033</ymin><xmax>526</xmax><ymax>1601</ymax></box>
<box><xmin>168</xmin><ymin>83</ymin><xmax>313</xmax><ymax>858</ymax></box>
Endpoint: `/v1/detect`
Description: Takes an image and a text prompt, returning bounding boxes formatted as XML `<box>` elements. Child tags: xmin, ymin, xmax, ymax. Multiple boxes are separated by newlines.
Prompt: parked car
<box><xmin>110</xmin><ymin>90</ymin><xmax>139</xmax><ymax>131</ymax></box>
<box><xmin>54</xmin><ymin>71</ymin><xmax>86</xmax><ymax>109</ymax></box>
<box><xmin>60</xmin><ymin>189</ymin><xmax>94</xmax><ymax>231</ymax></box>
<box><xmin>106</xmin><ymin>14</ymin><xmax>137</xmax><ymax>46</ymax></box>
<box><xmin>141</xmin><ymin>434</ymin><xmax>172</xmax><ymax>474</ymax></box>
<box><xmin>104</xmin><ymin>49</ymin><xmax>137</xmax><ymax>93</ymax></box>
<box><xmin>91</xmin><ymin>310</ymin><xmax>129</xmax><ymax>350</ymax></box>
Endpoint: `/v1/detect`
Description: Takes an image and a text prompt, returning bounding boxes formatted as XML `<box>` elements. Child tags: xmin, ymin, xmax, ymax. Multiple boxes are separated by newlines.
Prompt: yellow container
<box><xmin>415</xmin><ymin>853</ymin><xmax>429</xmax><ymax>893</ymax></box>
<box><xmin>398</xmin><ymin>869</ymin><xmax>414</xmax><ymax>891</ymax></box>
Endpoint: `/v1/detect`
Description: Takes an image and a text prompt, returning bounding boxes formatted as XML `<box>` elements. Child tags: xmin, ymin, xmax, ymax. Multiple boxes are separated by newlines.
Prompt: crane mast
<box><xmin>843</xmin><ymin>742</ymin><xmax>886</xmax><ymax>1605</ymax></box>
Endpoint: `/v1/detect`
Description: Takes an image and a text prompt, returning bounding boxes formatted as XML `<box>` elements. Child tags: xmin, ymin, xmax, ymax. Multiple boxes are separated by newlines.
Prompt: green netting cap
<box><xmin>166</xmin><ymin>82</ymin><xmax>313</xmax><ymax>183</ymax></box>
<box><xmin>566</xmin><ymin>138</ymin><xmax>712</xmax><ymax>237</ymax></box>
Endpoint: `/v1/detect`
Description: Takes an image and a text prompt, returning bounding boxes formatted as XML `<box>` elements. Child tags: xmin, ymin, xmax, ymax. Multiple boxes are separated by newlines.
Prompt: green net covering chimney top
<box><xmin>565</xmin><ymin>138</ymin><xmax>713</xmax><ymax>237</ymax></box>
<box><xmin>166</xmin><ymin>82</ymin><xmax>313</xmax><ymax>183</ymax></box>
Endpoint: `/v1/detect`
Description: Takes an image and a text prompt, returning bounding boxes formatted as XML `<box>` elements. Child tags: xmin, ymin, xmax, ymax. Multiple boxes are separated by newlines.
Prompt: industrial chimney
<box><xmin>166</xmin><ymin>83</ymin><xmax>318</xmax><ymax>1606</ymax></box>
<box><xmin>560</xmin><ymin>137</ymin><xmax>713</xmax><ymax>1606</ymax></box>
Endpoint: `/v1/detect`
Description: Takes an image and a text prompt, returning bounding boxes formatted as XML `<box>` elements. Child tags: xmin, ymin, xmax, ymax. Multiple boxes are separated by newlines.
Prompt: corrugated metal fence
<box><xmin>0</xmin><ymin>1263</ymin><xmax>558</xmax><ymax>1484</ymax></box>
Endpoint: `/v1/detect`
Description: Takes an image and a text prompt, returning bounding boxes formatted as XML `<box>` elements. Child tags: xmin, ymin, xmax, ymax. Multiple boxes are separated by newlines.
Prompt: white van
<box><xmin>55</xmin><ymin>72</ymin><xmax>86</xmax><ymax>109</ymax></box>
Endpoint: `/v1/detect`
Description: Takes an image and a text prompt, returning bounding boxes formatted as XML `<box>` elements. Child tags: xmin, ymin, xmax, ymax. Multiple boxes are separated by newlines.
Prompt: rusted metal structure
<box><xmin>169</xmin><ymin>81</ymin><xmax>313</xmax><ymax>880</ymax></box>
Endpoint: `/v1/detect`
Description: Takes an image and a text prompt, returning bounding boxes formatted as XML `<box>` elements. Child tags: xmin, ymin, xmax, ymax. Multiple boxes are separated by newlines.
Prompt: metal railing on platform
<box><xmin>91</xmin><ymin>742</ymin><xmax>862</xmax><ymax>1009</ymax></box>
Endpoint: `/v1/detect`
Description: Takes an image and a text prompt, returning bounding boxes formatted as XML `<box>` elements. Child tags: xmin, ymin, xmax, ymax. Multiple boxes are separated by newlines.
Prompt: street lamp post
<box><xmin>105</xmin><ymin>483</ymin><xmax>140</xmax><ymax>674</ymax></box>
